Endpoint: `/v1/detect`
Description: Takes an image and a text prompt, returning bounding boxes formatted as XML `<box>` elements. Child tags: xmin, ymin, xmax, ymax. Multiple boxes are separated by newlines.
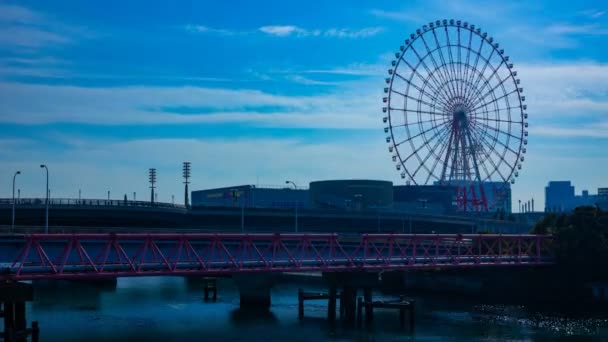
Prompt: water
<box><xmin>20</xmin><ymin>277</ymin><xmax>608</xmax><ymax>341</ymax></box>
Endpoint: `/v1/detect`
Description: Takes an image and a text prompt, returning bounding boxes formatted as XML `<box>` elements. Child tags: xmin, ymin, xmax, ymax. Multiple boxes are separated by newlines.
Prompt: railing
<box><xmin>0</xmin><ymin>198</ymin><xmax>186</xmax><ymax>209</ymax></box>
<box><xmin>0</xmin><ymin>233</ymin><xmax>554</xmax><ymax>281</ymax></box>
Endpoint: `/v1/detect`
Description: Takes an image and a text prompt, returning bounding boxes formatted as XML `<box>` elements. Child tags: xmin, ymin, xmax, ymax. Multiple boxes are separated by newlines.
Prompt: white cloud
<box><xmin>0</xmin><ymin>4</ymin><xmax>41</xmax><ymax>24</ymax></box>
<box><xmin>258</xmin><ymin>25</ymin><xmax>384</xmax><ymax>38</ymax></box>
<box><xmin>0</xmin><ymin>81</ymin><xmax>382</xmax><ymax>128</ymax></box>
<box><xmin>579</xmin><ymin>9</ymin><xmax>606</xmax><ymax>19</ymax></box>
<box><xmin>532</xmin><ymin>124</ymin><xmax>608</xmax><ymax>138</ymax></box>
<box><xmin>518</xmin><ymin>63</ymin><xmax>608</xmax><ymax>117</ymax></box>
<box><xmin>0</xmin><ymin>4</ymin><xmax>89</xmax><ymax>50</ymax></box>
<box><xmin>369</xmin><ymin>9</ymin><xmax>420</xmax><ymax>22</ymax></box>
<box><xmin>183</xmin><ymin>25</ymin><xmax>236</xmax><ymax>36</ymax></box>
<box><xmin>545</xmin><ymin>23</ymin><xmax>608</xmax><ymax>35</ymax></box>
<box><xmin>259</xmin><ymin>25</ymin><xmax>309</xmax><ymax>37</ymax></box>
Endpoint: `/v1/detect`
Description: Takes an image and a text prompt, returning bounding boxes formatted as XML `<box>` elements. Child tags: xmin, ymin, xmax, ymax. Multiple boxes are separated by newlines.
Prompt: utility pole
<box><xmin>40</xmin><ymin>165</ymin><xmax>49</xmax><ymax>234</ymax></box>
<box><xmin>149</xmin><ymin>168</ymin><xmax>157</xmax><ymax>204</ymax></box>
<box><xmin>12</xmin><ymin>171</ymin><xmax>21</xmax><ymax>232</ymax></box>
<box><xmin>183</xmin><ymin>162</ymin><xmax>191</xmax><ymax>209</ymax></box>
<box><xmin>285</xmin><ymin>181</ymin><xmax>298</xmax><ymax>232</ymax></box>
<box><xmin>518</xmin><ymin>199</ymin><xmax>521</xmax><ymax>213</ymax></box>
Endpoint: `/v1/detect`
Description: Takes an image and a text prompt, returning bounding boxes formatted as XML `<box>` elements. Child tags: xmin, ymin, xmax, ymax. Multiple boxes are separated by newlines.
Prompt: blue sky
<box><xmin>0</xmin><ymin>0</ymin><xmax>607</xmax><ymax>210</ymax></box>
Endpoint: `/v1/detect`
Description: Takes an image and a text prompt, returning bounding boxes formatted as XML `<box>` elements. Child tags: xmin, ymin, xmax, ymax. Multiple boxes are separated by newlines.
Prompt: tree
<box><xmin>534</xmin><ymin>206</ymin><xmax>608</xmax><ymax>284</ymax></box>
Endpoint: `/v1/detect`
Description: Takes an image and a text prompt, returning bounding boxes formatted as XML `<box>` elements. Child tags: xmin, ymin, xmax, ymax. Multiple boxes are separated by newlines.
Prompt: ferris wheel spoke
<box><xmin>465</xmin><ymin>48</ymin><xmax>496</xmax><ymax>107</ymax></box>
<box><xmin>401</xmin><ymin>121</ymin><xmax>452</xmax><ymax>162</ymax></box>
<box><xmin>392</xmin><ymin>116</ymin><xmax>450</xmax><ymax>129</ymax></box>
<box><xmin>471</xmin><ymin>88</ymin><xmax>518</xmax><ymax>113</ymax></box>
<box><xmin>470</xmin><ymin>72</ymin><xmax>513</xmax><ymax>110</ymax></box>
<box><xmin>466</xmin><ymin>38</ymin><xmax>485</xmax><ymax>101</ymax></box>
<box><xmin>471</xmin><ymin>105</ymin><xmax>523</xmax><ymax>123</ymax></box>
<box><xmin>471</xmin><ymin>116</ymin><xmax>522</xmax><ymax>124</ymax></box>
<box><xmin>472</xmin><ymin>124</ymin><xmax>519</xmax><ymax>157</ymax></box>
<box><xmin>443</xmin><ymin>27</ymin><xmax>460</xmax><ymax>98</ymax></box>
<box><xmin>424</xmin><ymin>125</ymin><xmax>454</xmax><ymax>183</ymax></box>
<box><xmin>465</xmin><ymin>127</ymin><xmax>485</xmax><ymax>182</ymax></box>
<box><xmin>474</xmin><ymin>140</ymin><xmax>505</xmax><ymax>182</ymax></box>
<box><xmin>444</xmin><ymin>26</ymin><xmax>459</xmax><ymax>92</ymax></box>
<box><xmin>430</xmin><ymin>30</ymin><xmax>460</xmax><ymax>100</ymax></box>
<box><xmin>462</xmin><ymin>29</ymin><xmax>474</xmax><ymax>102</ymax></box>
<box><xmin>472</xmin><ymin>120</ymin><xmax>521</xmax><ymax>142</ymax></box>
<box><xmin>394</xmin><ymin>72</ymin><xmax>452</xmax><ymax>110</ymax></box>
<box><xmin>390</xmin><ymin>107</ymin><xmax>450</xmax><ymax>117</ymax></box>
<box><xmin>406</xmin><ymin>46</ymin><xmax>454</xmax><ymax>106</ymax></box>
<box><xmin>439</xmin><ymin>127</ymin><xmax>455</xmax><ymax>181</ymax></box>
<box><xmin>399</xmin><ymin>57</ymin><xmax>441</xmax><ymax>97</ymax></box>
<box><xmin>456</xmin><ymin>30</ymin><xmax>468</xmax><ymax>101</ymax></box>
<box><xmin>465</xmin><ymin>58</ymin><xmax>505</xmax><ymax>107</ymax></box>
<box><xmin>411</xmin><ymin>124</ymin><xmax>451</xmax><ymax>179</ymax></box>
<box><xmin>396</xmin><ymin>119</ymin><xmax>451</xmax><ymax>148</ymax></box>
<box><xmin>471</xmin><ymin>138</ymin><xmax>494</xmax><ymax>182</ymax></box>
<box><xmin>419</xmin><ymin>34</ymin><xmax>458</xmax><ymax>101</ymax></box>
<box><xmin>390</xmin><ymin>88</ymin><xmax>443</xmax><ymax>110</ymax></box>
<box><xmin>468</xmin><ymin>128</ymin><xmax>510</xmax><ymax>182</ymax></box>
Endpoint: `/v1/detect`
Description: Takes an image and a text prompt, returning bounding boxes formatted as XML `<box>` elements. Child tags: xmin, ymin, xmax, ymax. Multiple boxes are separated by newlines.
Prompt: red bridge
<box><xmin>0</xmin><ymin>233</ymin><xmax>554</xmax><ymax>281</ymax></box>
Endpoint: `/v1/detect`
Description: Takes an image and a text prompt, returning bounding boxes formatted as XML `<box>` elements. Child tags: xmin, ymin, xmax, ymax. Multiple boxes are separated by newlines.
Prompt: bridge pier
<box><xmin>0</xmin><ymin>281</ymin><xmax>39</xmax><ymax>342</ymax></box>
<box><xmin>233</xmin><ymin>273</ymin><xmax>277</xmax><ymax>310</ymax></box>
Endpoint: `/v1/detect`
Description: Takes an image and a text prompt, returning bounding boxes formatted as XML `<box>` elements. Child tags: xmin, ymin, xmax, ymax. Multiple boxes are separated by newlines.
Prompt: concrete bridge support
<box><xmin>0</xmin><ymin>281</ymin><xmax>38</xmax><ymax>342</ymax></box>
<box><xmin>233</xmin><ymin>273</ymin><xmax>278</xmax><ymax>310</ymax></box>
<box><xmin>322</xmin><ymin>272</ymin><xmax>380</xmax><ymax>326</ymax></box>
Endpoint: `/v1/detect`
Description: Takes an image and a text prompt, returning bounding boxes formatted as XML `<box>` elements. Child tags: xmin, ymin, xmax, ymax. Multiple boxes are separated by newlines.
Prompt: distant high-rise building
<box><xmin>545</xmin><ymin>181</ymin><xmax>607</xmax><ymax>212</ymax></box>
<box><xmin>545</xmin><ymin>181</ymin><xmax>574</xmax><ymax>212</ymax></box>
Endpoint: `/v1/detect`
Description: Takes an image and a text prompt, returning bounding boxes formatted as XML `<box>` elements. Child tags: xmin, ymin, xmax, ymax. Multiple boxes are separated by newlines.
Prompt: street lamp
<box><xmin>40</xmin><ymin>165</ymin><xmax>49</xmax><ymax>234</ymax></box>
<box><xmin>285</xmin><ymin>181</ymin><xmax>298</xmax><ymax>233</ymax></box>
<box><xmin>12</xmin><ymin>171</ymin><xmax>21</xmax><ymax>232</ymax></box>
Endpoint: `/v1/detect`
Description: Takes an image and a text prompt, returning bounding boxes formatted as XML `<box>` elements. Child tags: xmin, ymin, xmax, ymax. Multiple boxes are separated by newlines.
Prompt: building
<box><xmin>545</xmin><ymin>181</ymin><xmax>607</xmax><ymax>212</ymax></box>
<box><xmin>393</xmin><ymin>185</ymin><xmax>456</xmax><ymax>215</ymax></box>
<box><xmin>191</xmin><ymin>179</ymin><xmax>510</xmax><ymax>215</ymax></box>
<box><xmin>309</xmin><ymin>180</ymin><xmax>393</xmax><ymax>210</ymax></box>
<box><xmin>191</xmin><ymin>185</ymin><xmax>309</xmax><ymax>209</ymax></box>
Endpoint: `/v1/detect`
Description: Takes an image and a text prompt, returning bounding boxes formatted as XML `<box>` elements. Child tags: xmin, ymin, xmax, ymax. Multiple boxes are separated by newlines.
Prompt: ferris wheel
<box><xmin>382</xmin><ymin>19</ymin><xmax>528</xmax><ymax>210</ymax></box>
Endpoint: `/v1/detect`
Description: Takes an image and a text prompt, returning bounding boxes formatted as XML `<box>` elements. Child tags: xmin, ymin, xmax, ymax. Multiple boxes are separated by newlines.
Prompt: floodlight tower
<box><xmin>149</xmin><ymin>168</ymin><xmax>157</xmax><ymax>204</ymax></box>
<box><xmin>183</xmin><ymin>162</ymin><xmax>191</xmax><ymax>209</ymax></box>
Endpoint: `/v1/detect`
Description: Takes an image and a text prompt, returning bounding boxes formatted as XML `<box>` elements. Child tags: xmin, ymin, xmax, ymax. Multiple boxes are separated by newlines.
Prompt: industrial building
<box><xmin>191</xmin><ymin>179</ymin><xmax>511</xmax><ymax>216</ymax></box>
<box><xmin>545</xmin><ymin>181</ymin><xmax>608</xmax><ymax>212</ymax></box>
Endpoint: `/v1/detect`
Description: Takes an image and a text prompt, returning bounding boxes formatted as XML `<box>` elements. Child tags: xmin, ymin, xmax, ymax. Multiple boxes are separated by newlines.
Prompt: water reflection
<box><xmin>229</xmin><ymin>308</ymin><xmax>278</xmax><ymax>326</ymax></box>
<box><xmin>22</xmin><ymin>276</ymin><xmax>608</xmax><ymax>341</ymax></box>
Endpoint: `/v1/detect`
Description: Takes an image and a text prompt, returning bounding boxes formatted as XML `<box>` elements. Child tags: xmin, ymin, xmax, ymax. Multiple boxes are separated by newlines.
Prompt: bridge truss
<box><xmin>0</xmin><ymin>233</ymin><xmax>553</xmax><ymax>281</ymax></box>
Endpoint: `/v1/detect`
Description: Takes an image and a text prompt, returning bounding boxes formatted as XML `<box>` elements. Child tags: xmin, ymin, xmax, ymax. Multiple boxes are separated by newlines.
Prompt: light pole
<box><xmin>12</xmin><ymin>171</ymin><xmax>21</xmax><ymax>232</ymax></box>
<box><xmin>285</xmin><ymin>181</ymin><xmax>298</xmax><ymax>232</ymax></box>
<box><xmin>149</xmin><ymin>168</ymin><xmax>156</xmax><ymax>204</ymax></box>
<box><xmin>40</xmin><ymin>165</ymin><xmax>49</xmax><ymax>234</ymax></box>
<box><xmin>183</xmin><ymin>162</ymin><xmax>191</xmax><ymax>209</ymax></box>
<box><xmin>518</xmin><ymin>199</ymin><xmax>521</xmax><ymax>213</ymax></box>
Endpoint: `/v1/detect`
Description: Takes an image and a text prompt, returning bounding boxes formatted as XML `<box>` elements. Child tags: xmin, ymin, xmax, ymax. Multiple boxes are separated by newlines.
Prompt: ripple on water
<box><xmin>471</xmin><ymin>304</ymin><xmax>608</xmax><ymax>338</ymax></box>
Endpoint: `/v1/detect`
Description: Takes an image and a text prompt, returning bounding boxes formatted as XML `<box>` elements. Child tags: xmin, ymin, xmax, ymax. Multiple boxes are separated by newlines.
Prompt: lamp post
<box><xmin>285</xmin><ymin>181</ymin><xmax>298</xmax><ymax>232</ymax></box>
<box><xmin>12</xmin><ymin>171</ymin><xmax>21</xmax><ymax>232</ymax></box>
<box><xmin>40</xmin><ymin>165</ymin><xmax>49</xmax><ymax>234</ymax></box>
<box><xmin>518</xmin><ymin>199</ymin><xmax>521</xmax><ymax>213</ymax></box>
